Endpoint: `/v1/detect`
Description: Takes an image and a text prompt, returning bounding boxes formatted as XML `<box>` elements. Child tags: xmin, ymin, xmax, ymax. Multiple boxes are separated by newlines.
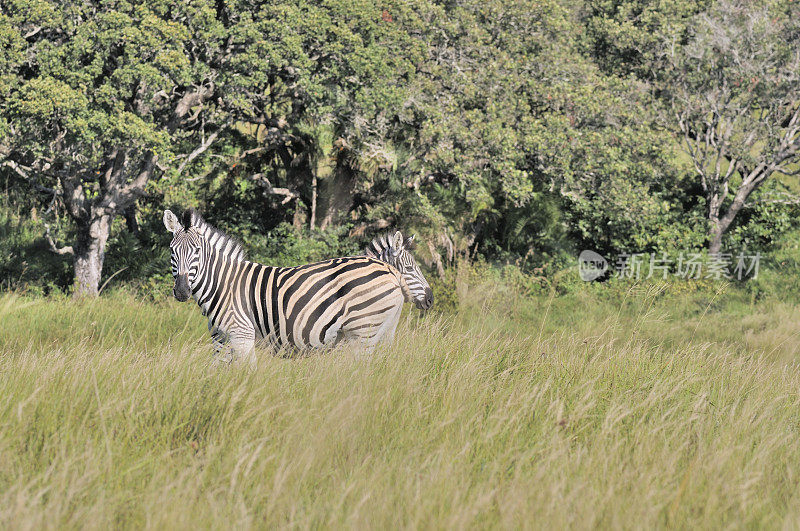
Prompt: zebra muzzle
<box><xmin>173</xmin><ymin>274</ymin><xmax>191</xmax><ymax>302</ymax></box>
<box><xmin>416</xmin><ymin>287</ymin><xmax>434</xmax><ymax>310</ymax></box>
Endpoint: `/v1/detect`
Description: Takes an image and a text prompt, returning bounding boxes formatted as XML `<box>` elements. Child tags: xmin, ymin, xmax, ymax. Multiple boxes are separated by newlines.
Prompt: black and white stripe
<box><xmin>164</xmin><ymin>209</ymin><xmax>423</xmax><ymax>363</ymax></box>
<box><xmin>365</xmin><ymin>232</ymin><xmax>433</xmax><ymax>310</ymax></box>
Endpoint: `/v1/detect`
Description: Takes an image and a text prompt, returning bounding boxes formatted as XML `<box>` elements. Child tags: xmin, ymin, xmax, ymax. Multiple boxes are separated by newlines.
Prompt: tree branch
<box><xmin>62</xmin><ymin>179</ymin><xmax>89</xmax><ymax>220</ymax></box>
<box><xmin>44</xmin><ymin>225</ymin><xmax>74</xmax><ymax>255</ymax></box>
<box><xmin>23</xmin><ymin>26</ymin><xmax>42</xmax><ymax>39</ymax></box>
<box><xmin>168</xmin><ymin>84</ymin><xmax>215</xmax><ymax>131</ymax></box>
<box><xmin>250</xmin><ymin>173</ymin><xmax>299</xmax><ymax>204</ymax></box>
<box><xmin>176</xmin><ymin>128</ymin><xmax>222</xmax><ymax>178</ymax></box>
<box><xmin>1</xmin><ymin>160</ymin><xmax>60</xmax><ymax>195</ymax></box>
<box><xmin>774</xmin><ymin>164</ymin><xmax>800</xmax><ymax>177</ymax></box>
<box><xmin>119</xmin><ymin>152</ymin><xmax>157</xmax><ymax>199</ymax></box>
<box><xmin>754</xmin><ymin>190</ymin><xmax>800</xmax><ymax>205</ymax></box>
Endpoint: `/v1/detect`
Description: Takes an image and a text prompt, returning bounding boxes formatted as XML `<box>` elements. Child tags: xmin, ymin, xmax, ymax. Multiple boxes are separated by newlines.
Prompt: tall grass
<box><xmin>0</xmin><ymin>286</ymin><xmax>799</xmax><ymax>528</ymax></box>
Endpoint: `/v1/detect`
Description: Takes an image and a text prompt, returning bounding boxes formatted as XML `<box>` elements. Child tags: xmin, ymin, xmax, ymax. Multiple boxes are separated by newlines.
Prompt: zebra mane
<box><xmin>365</xmin><ymin>232</ymin><xmax>416</xmax><ymax>261</ymax></box>
<box><xmin>184</xmin><ymin>209</ymin><xmax>247</xmax><ymax>262</ymax></box>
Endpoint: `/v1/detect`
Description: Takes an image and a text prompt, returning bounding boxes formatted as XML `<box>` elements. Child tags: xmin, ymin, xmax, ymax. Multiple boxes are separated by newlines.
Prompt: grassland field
<box><xmin>1</xmin><ymin>274</ymin><xmax>800</xmax><ymax>529</ymax></box>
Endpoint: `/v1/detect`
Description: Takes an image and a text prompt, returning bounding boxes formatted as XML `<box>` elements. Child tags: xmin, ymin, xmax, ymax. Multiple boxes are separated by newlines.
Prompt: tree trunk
<box><xmin>708</xmin><ymin>220</ymin><xmax>724</xmax><ymax>255</ymax></box>
<box><xmin>319</xmin><ymin>160</ymin><xmax>357</xmax><ymax>230</ymax></box>
<box><xmin>707</xmin><ymin>180</ymin><xmax>756</xmax><ymax>254</ymax></box>
<box><xmin>309</xmin><ymin>173</ymin><xmax>317</xmax><ymax>230</ymax></box>
<box><xmin>72</xmin><ymin>214</ymin><xmax>112</xmax><ymax>297</ymax></box>
<box><xmin>124</xmin><ymin>204</ymin><xmax>140</xmax><ymax>239</ymax></box>
<box><xmin>292</xmin><ymin>198</ymin><xmax>306</xmax><ymax>230</ymax></box>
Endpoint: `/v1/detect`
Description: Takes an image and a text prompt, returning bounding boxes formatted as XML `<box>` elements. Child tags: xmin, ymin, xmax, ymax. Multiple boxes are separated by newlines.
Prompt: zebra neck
<box><xmin>376</xmin><ymin>249</ymin><xmax>394</xmax><ymax>264</ymax></box>
<box><xmin>191</xmin><ymin>250</ymin><xmax>267</xmax><ymax>320</ymax></box>
<box><xmin>191</xmin><ymin>245</ymin><xmax>226</xmax><ymax>317</ymax></box>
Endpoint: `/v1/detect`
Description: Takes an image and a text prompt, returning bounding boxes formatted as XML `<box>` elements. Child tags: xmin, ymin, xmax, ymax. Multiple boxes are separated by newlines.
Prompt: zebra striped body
<box><xmin>201</xmin><ymin>254</ymin><xmax>407</xmax><ymax>350</ymax></box>
<box><xmin>164</xmin><ymin>209</ymin><xmax>419</xmax><ymax>363</ymax></box>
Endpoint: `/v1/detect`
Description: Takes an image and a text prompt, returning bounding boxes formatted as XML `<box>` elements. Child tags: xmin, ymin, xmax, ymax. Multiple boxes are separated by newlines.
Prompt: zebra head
<box><xmin>366</xmin><ymin>231</ymin><xmax>434</xmax><ymax>310</ymax></box>
<box><xmin>163</xmin><ymin>209</ymin><xmax>201</xmax><ymax>302</ymax></box>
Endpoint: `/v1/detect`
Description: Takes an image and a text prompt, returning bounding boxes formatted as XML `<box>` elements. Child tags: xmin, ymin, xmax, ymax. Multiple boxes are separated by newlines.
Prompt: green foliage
<box><xmin>0</xmin><ymin>196</ymin><xmax>71</xmax><ymax>295</ymax></box>
<box><xmin>725</xmin><ymin>183</ymin><xmax>800</xmax><ymax>252</ymax></box>
<box><xmin>736</xmin><ymin>228</ymin><xmax>800</xmax><ymax>302</ymax></box>
<box><xmin>579</xmin><ymin>0</ymin><xmax>800</xmax><ymax>255</ymax></box>
<box><xmin>580</xmin><ymin>0</ymin><xmax>709</xmax><ymax>77</ymax></box>
<box><xmin>241</xmin><ymin>223</ymin><xmax>362</xmax><ymax>268</ymax></box>
<box><xmin>0</xmin><ymin>0</ymin><xmax>798</xmax><ymax>293</ymax></box>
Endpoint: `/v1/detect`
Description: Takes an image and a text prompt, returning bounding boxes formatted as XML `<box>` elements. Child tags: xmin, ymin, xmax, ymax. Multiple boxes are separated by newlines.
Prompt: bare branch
<box><xmin>2</xmin><ymin>160</ymin><xmax>60</xmax><ymax>195</ymax></box>
<box><xmin>722</xmin><ymin>156</ymin><xmax>738</xmax><ymax>184</ymax></box>
<box><xmin>175</xmin><ymin>128</ymin><xmax>222</xmax><ymax>178</ymax></box>
<box><xmin>23</xmin><ymin>26</ymin><xmax>42</xmax><ymax>39</ymax></box>
<box><xmin>168</xmin><ymin>84</ymin><xmax>215</xmax><ymax>131</ymax></box>
<box><xmin>781</xmin><ymin>104</ymin><xmax>800</xmax><ymax>137</ymax></box>
<box><xmin>774</xmin><ymin>165</ymin><xmax>800</xmax><ymax>177</ymax></box>
<box><xmin>239</xmin><ymin>146</ymin><xmax>268</xmax><ymax>159</ymax></box>
<box><xmin>44</xmin><ymin>225</ymin><xmax>74</xmax><ymax>255</ymax></box>
<box><xmin>250</xmin><ymin>173</ymin><xmax>298</xmax><ymax>204</ymax></box>
<box><xmin>120</xmin><ymin>153</ymin><xmax>157</xmax><ymax>197</ymax></box>
<box><xmin>2</xmin><ymin>159</ymin><xmax>30</xmax><ymax>179</ymax></box>
<box><xmin>753</xmin><ymin>190</ymin><xmax>800</xmax><ymax>205</ymax></box>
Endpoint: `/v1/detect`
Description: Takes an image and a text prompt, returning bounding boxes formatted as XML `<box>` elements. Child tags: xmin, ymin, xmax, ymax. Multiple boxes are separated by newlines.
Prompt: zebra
<box><xmin>163</xmin><ymin>208</ymin><xmax>432</xmax><ymax>364</ymax></box>
<box><xmin>365</xmin><ymin>232</ymin><xmax>433</xmax><ymax>310</ymax></box>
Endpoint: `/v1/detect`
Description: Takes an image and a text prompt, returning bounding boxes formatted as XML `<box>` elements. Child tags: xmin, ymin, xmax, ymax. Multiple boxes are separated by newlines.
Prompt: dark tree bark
<box><xmin>124</xmin><ymin>204</ymin><xmax>141</xmax><ymax>239</ymax></box>
<box><xmin>319</xmin><ymin>158</ymin><xmax>357</xmax><ymax>230</ymax></box>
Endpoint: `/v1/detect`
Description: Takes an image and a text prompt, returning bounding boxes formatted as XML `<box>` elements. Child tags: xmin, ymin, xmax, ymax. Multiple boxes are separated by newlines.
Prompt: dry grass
<box><xmin>0</xmin><ymin>287</ymin><xmax>799</xmax><ymax>529</ymax></box>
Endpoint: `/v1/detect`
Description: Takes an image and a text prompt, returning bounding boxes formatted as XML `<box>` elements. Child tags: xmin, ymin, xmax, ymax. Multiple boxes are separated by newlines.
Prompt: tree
<box><xmin>1</xmin><ymin>1</ymin><xmax>234</xmax><ymax>295</ymax></box>
<box><xmin>369</xmin><ymin>0</ymin><xmax>688</xmax><ymax>262</ymax></box>
<box><xmin>2</xmin><ymin>0</ymin><xmax>383</xmax><ymax>295</ymax></box>
<box><xmin>183</xmin><ymin>0</ymin><xmax>427</xmax><ymax>236</ymax></box>
<box><xmin>580</xmin><ymin>0</ymin><xmax>708</xmax><ymax>79</ymax></box>
<box><xmin>658</xmin><ymin>0</ymin><xmax>800</xmax><ymax>253</ymax></box>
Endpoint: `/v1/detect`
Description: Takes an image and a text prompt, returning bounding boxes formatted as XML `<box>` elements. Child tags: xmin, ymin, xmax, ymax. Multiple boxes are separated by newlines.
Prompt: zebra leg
<box><xmin>210</xmin><ymin>327</ymin><xmax>234</xmax><ymax>365</ymax></box>
<box><xmin>371</xmin><ymin>303</ymin><xmax>403</xmax><ymax>346</ymax></box>
<box><xmin>341</xmin><ymin>303</ymin><xmax>403</xmax><ymax>353</ymax></box>
<box><xmin>229</xmin><ymin>326</ymin><xmax>257</xmax><ymax>368</ymax></box>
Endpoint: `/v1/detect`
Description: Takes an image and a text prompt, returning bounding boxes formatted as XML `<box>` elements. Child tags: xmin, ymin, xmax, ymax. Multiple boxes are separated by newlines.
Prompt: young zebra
<box><xmin>163</xmin><ymin>209</ymin><xmax>432</xmax><ymax>364</ymax></box>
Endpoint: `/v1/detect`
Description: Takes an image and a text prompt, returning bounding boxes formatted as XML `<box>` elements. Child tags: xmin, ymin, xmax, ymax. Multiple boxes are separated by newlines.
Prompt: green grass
<box><xmin>1</xmin><ymin>282</ymin><xmax>799</xmax><ymax>529</ymax></box>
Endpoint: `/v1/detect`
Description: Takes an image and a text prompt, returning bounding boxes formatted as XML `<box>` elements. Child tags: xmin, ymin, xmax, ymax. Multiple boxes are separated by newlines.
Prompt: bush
<box><xmin>0</xmin><ymin>199</ymin><xmax>72</xmax><ymax>295</ymax></box>
<box><xmin>241</xmin><ymin>223</ymin><xmax>362</xmax><ymax>267</ymax></box>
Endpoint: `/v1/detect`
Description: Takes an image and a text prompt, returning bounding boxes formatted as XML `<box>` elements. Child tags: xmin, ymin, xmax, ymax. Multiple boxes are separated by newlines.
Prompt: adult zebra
<box><xmin>365</xmin><ymin>232</ymin><xmax>432</xmax><ymax>307</ymax></box>
<box><xmin>164</xmin><ymin>209</ymin><xmax>432</xmax><ymax>364</ymax></box>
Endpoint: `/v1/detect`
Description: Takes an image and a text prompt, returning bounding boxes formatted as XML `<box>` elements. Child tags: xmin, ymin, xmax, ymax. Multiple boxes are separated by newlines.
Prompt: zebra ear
<box><xmin>391</xmin><ymin>231</ymin><xmax>404</xmax><ymax>251</ymax></box>
<box><xmin>163</xmin><ymin>210</ymin><xmax>183</xmax><ymax>234</ymax></box>
<box><xmin>405</xmin><ymin>234</ymin><xmax>416</xmax><ymax>249</ymax></box>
